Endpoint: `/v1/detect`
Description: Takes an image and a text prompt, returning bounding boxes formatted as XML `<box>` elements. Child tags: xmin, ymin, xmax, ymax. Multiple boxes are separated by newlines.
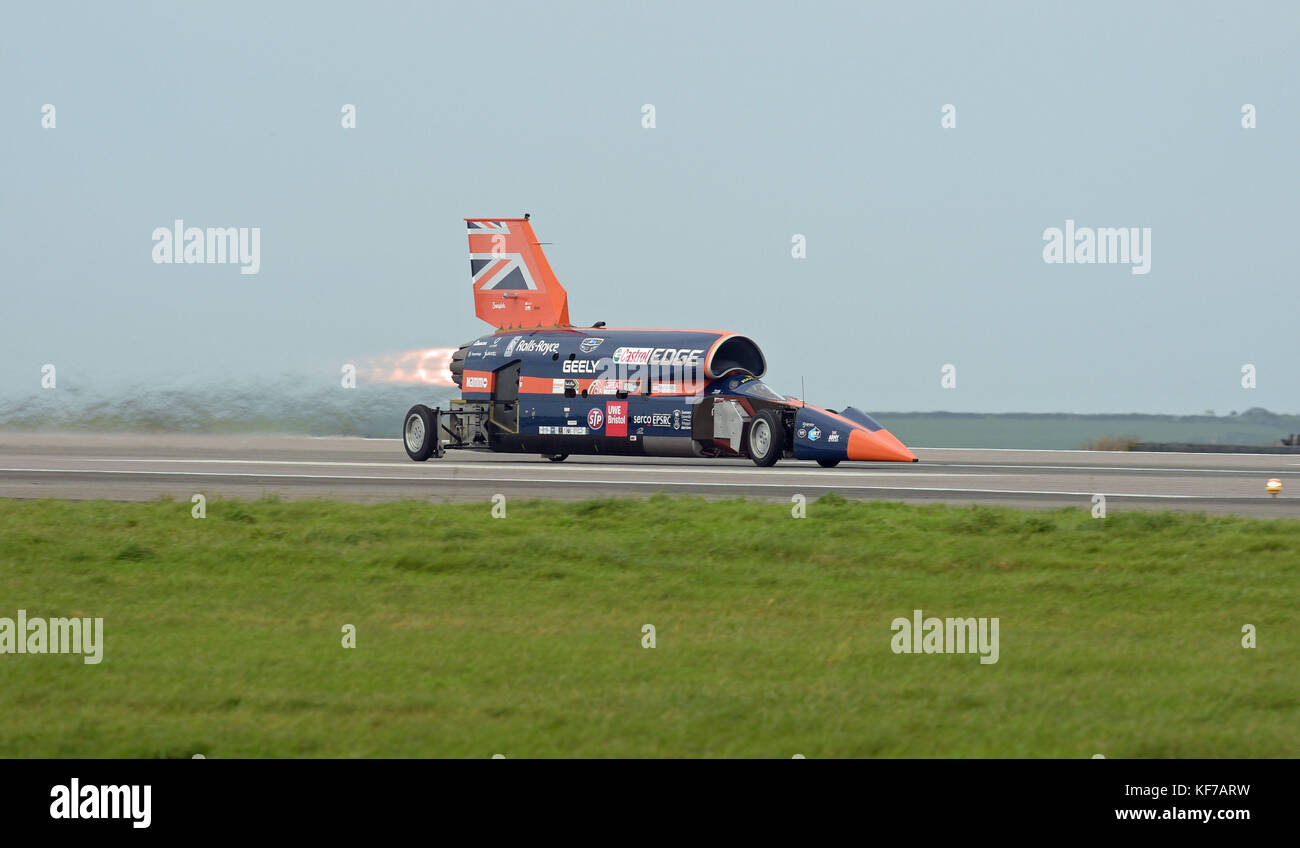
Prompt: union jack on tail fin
<box><xmin>467</xmin><ymin>217</ymin><xmax>571</xmax><ymax>329</ymax></box>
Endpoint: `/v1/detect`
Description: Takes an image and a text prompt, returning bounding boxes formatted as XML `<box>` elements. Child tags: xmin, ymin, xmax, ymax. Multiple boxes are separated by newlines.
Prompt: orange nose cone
<box><xmin>847</xmin><ymin>428</ymin><xmax>917</xmax><ymax>462</ymax></box>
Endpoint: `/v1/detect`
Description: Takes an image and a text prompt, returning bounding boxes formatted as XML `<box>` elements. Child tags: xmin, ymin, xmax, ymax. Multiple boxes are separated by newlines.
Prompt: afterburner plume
<box><xmin>365</xmin><ymin>347</ymin><xmax>456</xmax><ymax>386</ymax></box>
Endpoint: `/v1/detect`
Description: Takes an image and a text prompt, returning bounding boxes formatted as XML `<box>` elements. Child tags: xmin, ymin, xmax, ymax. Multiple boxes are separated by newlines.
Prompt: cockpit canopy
<box><xmin>709</xmin><ymin>374</ymin><xmax>787</xmax><ymax>402</ymax></box>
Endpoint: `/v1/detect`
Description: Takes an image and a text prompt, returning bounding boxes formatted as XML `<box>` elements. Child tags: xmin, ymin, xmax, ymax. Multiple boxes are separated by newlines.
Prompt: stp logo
<box><xmin>587</xmin><ymin>408</ymin><xmax>604</xmax><ymax>429</ymax></box>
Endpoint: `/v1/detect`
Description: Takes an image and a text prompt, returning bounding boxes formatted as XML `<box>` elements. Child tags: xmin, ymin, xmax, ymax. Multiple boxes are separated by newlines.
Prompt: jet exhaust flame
<box><xmin>365</xmin><ymin>347</ymin><xmax>456</xmax><ymax>386</ymax></box>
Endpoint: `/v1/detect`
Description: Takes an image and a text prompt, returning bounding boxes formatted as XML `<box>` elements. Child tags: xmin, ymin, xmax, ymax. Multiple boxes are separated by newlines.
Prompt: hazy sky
<box><xmin>3</xmin><ymin>1</ymin><xmax>1297</xmax><ymax>414</ymax></box>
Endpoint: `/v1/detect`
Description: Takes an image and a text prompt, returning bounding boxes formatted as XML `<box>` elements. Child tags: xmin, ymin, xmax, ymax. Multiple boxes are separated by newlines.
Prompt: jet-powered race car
<box><xmin>402</xmin><ymin>216</ymin><xmax>916</xmax><ymax>467</ymax></box>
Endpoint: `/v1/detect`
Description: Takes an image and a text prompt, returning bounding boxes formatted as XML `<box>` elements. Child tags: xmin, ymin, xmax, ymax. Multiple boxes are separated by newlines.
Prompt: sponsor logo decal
<box><xmin>797</xmin><ymin>426</ymin><xmax>807</xmax><ymax>438</ymax></box>
<box><xmin>587</xmin><ymin>408</ymin><xmax>604</xmax><ymax>429</ymax></box>
<box><xmin>654</xmin><ymin>348</ymin><xmax>704</xmax><ymax>365</ymax></box>
<box><xmin>606</xmin><ymin>402</ymin><xmax>627</xmax><ymax>437</ymax></box>
<box><xmin>466</xmin><ymin>376</ymin><xmax>489</xmax><ymax>389</ymax></box>
<box><xmin>507</xmin><ymin>338</ymin><xmax>560</xmax><ymax>356</ymax></box>
<box><xmin>632</xmin><ymin>413</ymin><xmax>674</xmax><ymax>427</ymax></box>
<box><xmin>562</xmin><ymin>359</ymin><xmax>600</xmax><ymax>374</ymax></box>
<box><xmin>612</xmin><ymin>347</ymin><xmax>704</xmax><ymax>366</ymax></box>
<box><xmin>538</xmin><ymin>426</ymin><xmax>588</xmax><ymax>435</ymax></box>
<box><xmin>471</xmin><ymin>339</ymin><xmax>487</xmax><ymax>347</ymax></box>
<box><xmin>613</xmin><ymin>346</ymin><xmax>652</xmax><ymax>365</ymax></box>
<box><xmin>588</xmin><ymin>378</ymin><xmax>641</xmax><ymax>395</ymax></box>
<box><xmin>552</xmin><ymin>378</ymin><xmax>565</xmax><ymax>394</ymax></box>
<box><xmin>579</xmin><ymin>338</ymin><xmax>604</xmax><ymax>353</ymax></box>
<box><xmin>828</xmin><ymin>431</ymin><xmax>840</xmax><ymax>443</ymax></box>
<box><xmin>807</xmin><ymin>426</ymin><xmax>821</xmax><ymax>441</ymax></box>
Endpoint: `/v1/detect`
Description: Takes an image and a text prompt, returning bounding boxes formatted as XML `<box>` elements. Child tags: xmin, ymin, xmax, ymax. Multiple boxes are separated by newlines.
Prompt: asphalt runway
<box><xmin>1</xmin><ymin>431</ymin><xmax>1298</xmax><ymax>516</ymax></box>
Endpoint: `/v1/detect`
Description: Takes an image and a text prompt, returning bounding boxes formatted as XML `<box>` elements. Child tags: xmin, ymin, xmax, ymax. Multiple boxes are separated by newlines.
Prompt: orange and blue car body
<box><xmin>401</xmin><ymin>217</ymin><xmax>916</xmax><ymax>466</ymax></box>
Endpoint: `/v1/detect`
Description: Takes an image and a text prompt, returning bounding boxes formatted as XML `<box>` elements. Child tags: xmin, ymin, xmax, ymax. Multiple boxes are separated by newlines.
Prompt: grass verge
<box><xmin>1</xmin><ymin>494</ymin><xmax>1296</xmax><ymax>757</ymax></box>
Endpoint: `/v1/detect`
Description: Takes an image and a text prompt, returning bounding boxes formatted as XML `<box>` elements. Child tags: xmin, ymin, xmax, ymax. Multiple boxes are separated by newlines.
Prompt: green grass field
<box><xmin>1</xmin><ymin>495</ymin><xmax>1296</xmax><ymax>757</ymax></box>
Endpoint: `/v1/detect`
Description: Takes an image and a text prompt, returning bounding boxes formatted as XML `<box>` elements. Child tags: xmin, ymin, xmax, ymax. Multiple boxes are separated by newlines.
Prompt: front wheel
<box><xmin>403</xmin><ymin>405</ymin><xmax>436</xmax><ymax>461</ymax></box>
<box><xmin>544</xmin><ymin>454</ymin><xmax>568</xmax><ymax>462</ymax></box>
<box><xmin>817</xmin><ymin>459</ymin><xmax>840</xmax><ymax>468</ymax></box>
<box><xmin>746</xmin><ymin>409</ymin><xmax>784</xmax><ymax>467</ymax></box>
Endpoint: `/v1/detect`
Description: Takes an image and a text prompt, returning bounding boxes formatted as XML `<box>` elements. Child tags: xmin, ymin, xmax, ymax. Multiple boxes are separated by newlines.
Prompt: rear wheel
<box><xmin>544</xmin><ymin>454</ymin><xmax>568</xmax><ymax>462</ymax></box>
<box><xmin>746</xmin><ymin>409</ymin><xmax>784</xmax><ymax>467</ymax></box>
<box><xmin>403</xmin><ymin>405</ymin><xmax>435</xmax><ymax>461</ymax></box>
<box><xmin>817</xmin><ymin>459</ymin><xmax>840</xmax><ymax>468</ymax></box>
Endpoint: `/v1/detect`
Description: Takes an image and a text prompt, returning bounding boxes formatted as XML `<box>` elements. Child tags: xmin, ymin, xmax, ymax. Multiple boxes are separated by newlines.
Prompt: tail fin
<box><xmin>466</xmin><ymin>217</ymin><xmax>571</xmax><ymax>329</ymax></box>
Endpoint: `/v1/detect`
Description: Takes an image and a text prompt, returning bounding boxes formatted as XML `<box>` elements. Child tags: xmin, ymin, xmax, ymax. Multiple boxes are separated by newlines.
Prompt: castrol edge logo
<box><xmin>612</xmin><ymin>347</ymin><xmax>704</xmax><ymax>366</ymax></box>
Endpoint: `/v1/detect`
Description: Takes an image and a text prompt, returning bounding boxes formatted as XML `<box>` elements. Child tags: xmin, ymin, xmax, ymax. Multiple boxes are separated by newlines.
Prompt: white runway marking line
<box><xmin>0</xmin><ymin>466</ymin><xmax>1203</xmax><ymax>498</ymax></box>
<box><xmin>930</xmin><ymin>462</ymin><xmax>1295</xmax><ymax>475</ymax></box>
<box><xmin>66</xmin><ymin>457</ymin><xmax>1291</xmax><ymax>476</ymax></box>
<box><xmin>917</xmin><ymin>447</ymin><xmax>1300</xmax><ymax>458</ymax></box>
<box><xmin>64</xmin><ymin>458</ymin><xmax>1005</xmax><ymax>479</ymax></box>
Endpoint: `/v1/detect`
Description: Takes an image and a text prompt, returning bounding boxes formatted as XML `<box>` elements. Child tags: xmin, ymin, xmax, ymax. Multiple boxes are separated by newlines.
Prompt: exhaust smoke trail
<box><xmin>364</xmin><ymin>348</ymin><xmax>456</xmax><ymax>386</ymax></box>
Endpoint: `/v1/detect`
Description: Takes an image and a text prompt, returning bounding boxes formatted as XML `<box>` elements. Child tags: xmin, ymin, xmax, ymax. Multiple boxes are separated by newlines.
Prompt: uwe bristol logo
<box><xmin>587</xmin><ymin>408</ymin><xmax>604</xmax><ymax>429</ymax></box>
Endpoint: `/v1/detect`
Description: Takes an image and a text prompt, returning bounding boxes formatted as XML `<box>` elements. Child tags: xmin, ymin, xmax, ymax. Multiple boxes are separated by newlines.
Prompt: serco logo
<box><xmin>587</xmin><ymin>408</ymin><xmax>604</xmax><ymax>429</ymax></box>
